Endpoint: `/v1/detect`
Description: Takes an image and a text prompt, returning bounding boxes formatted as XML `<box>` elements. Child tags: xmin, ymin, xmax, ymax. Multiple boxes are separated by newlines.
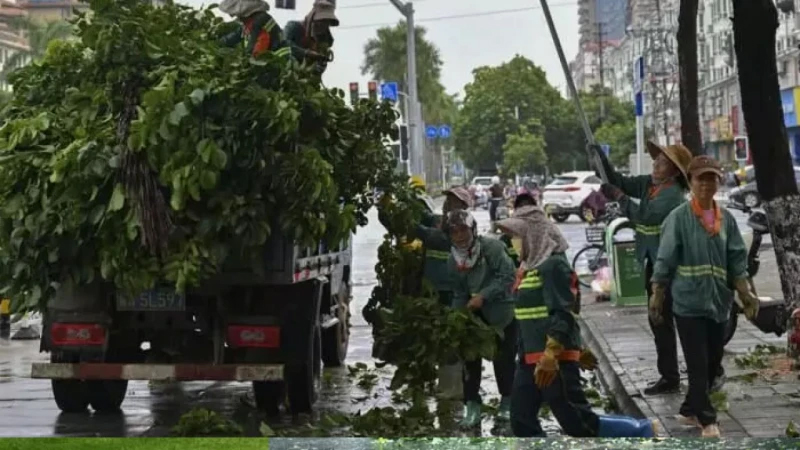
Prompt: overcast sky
<box><xmin>179</xmin><ymin>0</ymin><xmax>579</xmax><ymax>101</ymax></box>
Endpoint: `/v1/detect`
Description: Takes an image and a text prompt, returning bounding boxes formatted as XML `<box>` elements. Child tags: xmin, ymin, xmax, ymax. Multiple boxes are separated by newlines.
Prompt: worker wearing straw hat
<box><xmin>591</xmin><ymin>142</ymin><xmax>694</xmax><ymax>396</ymax></box>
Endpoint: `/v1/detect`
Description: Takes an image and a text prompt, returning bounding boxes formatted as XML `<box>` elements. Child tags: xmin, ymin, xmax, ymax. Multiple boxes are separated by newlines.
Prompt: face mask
<box><xmin>510</xmin><ymin>237</ymin><xmax>522</xmax><ymax>254</ymax></box>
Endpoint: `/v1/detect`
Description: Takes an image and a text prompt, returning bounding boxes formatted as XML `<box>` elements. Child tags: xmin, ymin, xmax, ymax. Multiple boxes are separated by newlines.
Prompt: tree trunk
<box><xmin>677</xmin><ymin>0</ymin><xmax>703</xmax><ymax>155</ymax></box>
<box><xmin>733</xmin><ymin>0</ymin><xmax>800</xmax><ymax>358</ymax></box>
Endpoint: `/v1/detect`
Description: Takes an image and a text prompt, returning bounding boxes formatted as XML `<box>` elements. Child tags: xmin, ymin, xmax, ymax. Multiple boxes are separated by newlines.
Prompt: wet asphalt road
<box><xmin>0</xmin><ymin>201</ymin><xmax>752</xmax><ymax>437</ymax></box>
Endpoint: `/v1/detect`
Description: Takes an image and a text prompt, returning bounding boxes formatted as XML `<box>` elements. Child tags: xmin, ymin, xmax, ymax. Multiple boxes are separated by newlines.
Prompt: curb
<box><xmin>579</xmin><ymin>314</ymin><xmax>669</xmax><ymax>437</ymax></box>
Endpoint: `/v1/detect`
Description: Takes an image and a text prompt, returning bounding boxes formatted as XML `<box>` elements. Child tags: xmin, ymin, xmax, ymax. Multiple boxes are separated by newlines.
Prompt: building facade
<box><xmin>0</xmin><ymin>1</ymin><xmax>30</xmax><ymax>92</ymax></box>
<box><xmin>570</xmin><ymin>0</ymin><xmax>627</xmax><ymax>95</ymax></box>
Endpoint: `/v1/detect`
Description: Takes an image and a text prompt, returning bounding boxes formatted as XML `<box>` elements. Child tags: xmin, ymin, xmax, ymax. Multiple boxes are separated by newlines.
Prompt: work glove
<box><xmin>579</xmin><ymin>348</ymin><xmax>598</xmax><ymax>371</ymax></box>
<box><xmin>534</xmin><ymin>336</ymin><xmax>563</xmax><ymax>388</ymax></box>
<box><xmin>734</xmin><ymin>278</ymin><xmax>759</xmax><ymax>320</ymax></box>
<box><xmin>649</xmin><ymin>283</ymin><xmax>666</xmax><ymax>325</ymax></box>
<box><xmin>600</xmin><ymin>183</ymin><xmax>623</xmax><ymax>201</ymax></box>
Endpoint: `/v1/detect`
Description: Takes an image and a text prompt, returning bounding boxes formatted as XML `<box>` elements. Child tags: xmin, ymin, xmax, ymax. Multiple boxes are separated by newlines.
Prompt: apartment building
<box><xmin>0</xmin><ymin>1</ymin><xmax>29</xmax><ymax>92</ymax></box>
<box><xmin>570</xmin><ymin>0</ymin><xmax>627</xmax><ymax>95</ymax></box>
<box><xmin>20</xmin><ymin>0</ymin><xmax>164</xmax><ymax>22</ymax></box>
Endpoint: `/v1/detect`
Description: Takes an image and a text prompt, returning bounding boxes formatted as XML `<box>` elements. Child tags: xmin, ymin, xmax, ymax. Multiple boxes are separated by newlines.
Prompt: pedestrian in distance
<box><xmin>592</xmin><ymin>141</ymin><xmax>697</xmax><ymax>396</ymax></box>
<box><xmin>495</xmin><ymin>205</ymin><xmax>657</xmax><ymax>438</ymax></box>
<box><xmin>488</xmin><ymin>176</ymin><xmax>504</xmax><ymax>222</ymax></box>
<box><xmin>376</xmin><ymin>179</ymin><xmax>473</xmax><ymax>400</ymax></box>
<box><xmin>283</xmin><ymin>0</ymin><xmax>339</xmax><ymax>75</ymax></box>
<box><xmin>219</xmin><ymin>0</ymin><xmax>286</xmax><ymax>57</ymax></box>
<box><xmin>650</xmin><ymin>155</ymin><xmax>759</xmax><ymax>438</ymax></box>
<box><xmin>444</xmin><ymin>210</ymin><xmax>518</xmax><ymax>427</ymax></box>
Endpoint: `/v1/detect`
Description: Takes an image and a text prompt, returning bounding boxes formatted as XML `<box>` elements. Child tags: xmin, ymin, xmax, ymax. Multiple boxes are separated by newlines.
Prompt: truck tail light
<box><xmin>51</xmin><ymin>323</ymin><xmax>106</xmax><ymax>346</ymax></box>
<box><xmin>227</xmin><ymin>325</ymin><xmax>280</xmax><ymax>348</ymax></box>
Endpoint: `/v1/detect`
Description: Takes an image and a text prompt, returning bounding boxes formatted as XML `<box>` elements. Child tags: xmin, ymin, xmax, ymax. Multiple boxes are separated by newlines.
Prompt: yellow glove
<box><xmin>579</xmin><ymin>348</ymin><xmax>598</xmax><ymax>371</ymax></box>
<box><xmin>649</xmin><ymin>283</ymin><xmax>666</xmax><ymax>325</ymax></box>
<box><xmin>534</xmin><ymin>336</ymin><xmax>563</xmax><ymax>388</ymax></box>
<box><xmin>734</xmin><ymin>278</ymin><xmax>759</xmax><ymax>320</ymax></box>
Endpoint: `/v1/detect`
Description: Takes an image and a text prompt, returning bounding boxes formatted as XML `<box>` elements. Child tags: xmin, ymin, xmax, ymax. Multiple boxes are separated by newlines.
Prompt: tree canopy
<box><xmin>454</xmin><ymin>56</ymin><xmax>637</xmax><ymax>175</ymax></box>
<box><xmin>361</xmin><ymin>22</ymin><xmax>457</xmax><ymax>125</ymax></box>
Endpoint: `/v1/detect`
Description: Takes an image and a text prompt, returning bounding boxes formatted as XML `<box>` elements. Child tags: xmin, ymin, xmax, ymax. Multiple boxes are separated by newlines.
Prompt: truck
<box><xmin>30</xmin><ymin>226</ymin><xmax>353</xmax><ymax>416</ymax></box>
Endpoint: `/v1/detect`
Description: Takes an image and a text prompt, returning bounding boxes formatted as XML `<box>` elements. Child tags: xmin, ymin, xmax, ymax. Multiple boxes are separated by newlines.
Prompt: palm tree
<box><xmin>2</xmin><ymin>18</ymin><xmax>73</xmax><ymax>79</ymax></box>
<box><xmin>361</xmin><ymin>22</ymin><xmax>456</xmax><ymax>124</ymax></box>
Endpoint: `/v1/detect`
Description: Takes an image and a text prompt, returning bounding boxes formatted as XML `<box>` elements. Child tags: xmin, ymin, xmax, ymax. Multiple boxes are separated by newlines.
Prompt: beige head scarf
<box><xmin>219</xmin><ymin>0</ymin><xmax>269</xmax><ymax>19</ymax></box>
<box><xmin>496</xmin><ymin>205</ymin><xmax>569</xmax><ymax>270</ymax></box>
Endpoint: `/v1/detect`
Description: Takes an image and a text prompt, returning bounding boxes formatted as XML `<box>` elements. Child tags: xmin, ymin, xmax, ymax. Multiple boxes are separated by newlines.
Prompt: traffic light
<box><xmin>274</xmin><ymin>0</ymin><xmax>296</xmax><ymax>9</ymax></box>
<box><xmin>399</xmin><ymin>125</ymin><xmax>409</xmax><ymax>160</ymax></box>
<box><xmin>368</xmin><ymin>81</ymin><xmax>378</xmax><ymax>102</ymax></box>
<box><xmin>734</xmin><ymin>136</ymin><xmax>748</xmax><ymax>161</ymax></box>
<box><xmin>349</xmin><ymin>82</ymin><xmax>359</xmax><ymax>106</ymax></box>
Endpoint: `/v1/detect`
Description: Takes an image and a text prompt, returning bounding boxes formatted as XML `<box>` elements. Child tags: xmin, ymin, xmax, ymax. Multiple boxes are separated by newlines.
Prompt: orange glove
<box><xmin>534</xmin><ymin>336</ymin><xmax>563</xmax><ymax>388</ymax></box>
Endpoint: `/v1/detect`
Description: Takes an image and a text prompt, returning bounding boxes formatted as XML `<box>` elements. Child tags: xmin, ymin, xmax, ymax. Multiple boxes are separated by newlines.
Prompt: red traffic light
<box><xmin>367</xmin><ymin>81</ymin><xmax>377</xmax><ymax>91</ymax></box>
<box><xmin>367</xmin><ymin>81</ymin><xmax>378</xmax><ymax>101</ymax></box>
<box><xmin>349</xmin><ymin>82</ymin><xmax>358</xmax><ymax>92</ymax></box>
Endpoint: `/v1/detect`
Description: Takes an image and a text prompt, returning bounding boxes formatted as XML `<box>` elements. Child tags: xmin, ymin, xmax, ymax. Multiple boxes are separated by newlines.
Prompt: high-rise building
<box><xmin>20</xmin><ymin>0</ymin><xmax>165</xmax><ymax>22</ymax></box>
<box><xmin>571</xmin><ymin>0</ymin><xmax>627</xmax><ymax>94</ymax></box>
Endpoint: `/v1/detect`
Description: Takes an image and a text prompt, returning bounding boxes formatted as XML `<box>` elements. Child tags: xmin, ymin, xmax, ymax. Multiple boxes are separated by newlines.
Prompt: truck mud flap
<box><xmin>31</xmin><ymin>363</ymin><xmax>283</xmax><ymax>381</ymax></box>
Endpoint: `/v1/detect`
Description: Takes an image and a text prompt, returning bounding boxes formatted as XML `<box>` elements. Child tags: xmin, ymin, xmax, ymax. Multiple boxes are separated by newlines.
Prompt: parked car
<box><xmin>542</xmin><ymin>171</ymin><xmax>602</xmax><ymax>223</ymax></box>
<box><xmin>728</xmin><ymin>166</ymin><xmax>800</xmax><ymax>209</ymax></box>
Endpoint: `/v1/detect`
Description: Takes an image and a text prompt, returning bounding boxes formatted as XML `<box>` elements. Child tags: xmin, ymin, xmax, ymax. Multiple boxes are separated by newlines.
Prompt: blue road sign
<box><xmin>600</xmin><ymin>144</ymin><xmax>610</xmax><ymax>157</ymax></box>
<box><xmin>380</xmin><ymin>82</ymin><xmax>398</xmax><ymax>103</ymax></box>
<box><xmin>633</xmin><ymin>56</ymin><xmax>645</xmax><ymax>117</ymax></box>
<box><xmin>425</xmin><ymin>125</ymin><xmax>438</xmax><ymax>139</ymax></box>
<box><xmin>438</xmin><ymin>125</ymin><xmax>451</xmax><ymax>139</ymax></box>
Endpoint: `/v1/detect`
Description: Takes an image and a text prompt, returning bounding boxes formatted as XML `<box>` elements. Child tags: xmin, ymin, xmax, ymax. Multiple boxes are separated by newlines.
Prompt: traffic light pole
<box><xmin>388</xmin><ymin>0</ymin><xmax>423</xmax><ymax>180</ymax></box>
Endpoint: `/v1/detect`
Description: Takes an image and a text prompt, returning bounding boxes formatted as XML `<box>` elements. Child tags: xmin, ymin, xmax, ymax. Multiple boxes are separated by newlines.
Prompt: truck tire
<box><xmin>552</xmin><ymin>213</ymin><xmax>569</xmax><ymax>223</ymax></box>
<box><xmin>50</xmin><ymin>352</ymin><xmax>89</xmax><ymax>413</ymax></box>
<box><xmin>88</xmin><ymin>380</ymin><xmax>128</xmax><ymax>413</ymax></box>
<box><xmin>252</xmin><ymin>381</ymin><xmax>284</xmax><ymax>416</ymax></box>
<box><xmin>321</xmin><ymin>287</ymin><xmax>350</xmax><ymax>367</ymax></box>
<box><xmin>287</xmin><ymin>325</ymin><xmax>321</xmax><ymax>414</ymax></box>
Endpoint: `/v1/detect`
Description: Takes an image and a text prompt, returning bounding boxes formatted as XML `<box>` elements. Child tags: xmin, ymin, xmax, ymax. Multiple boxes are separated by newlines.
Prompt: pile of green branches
<box><xmin>0</xmin><ymin>0</ymin><xmax>405</xmax><ymax>312</ymax></box>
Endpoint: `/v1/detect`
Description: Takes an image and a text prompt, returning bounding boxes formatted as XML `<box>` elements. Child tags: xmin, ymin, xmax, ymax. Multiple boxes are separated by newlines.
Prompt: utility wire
<box><xmin>338</xmin><ymin>2</ymin><xmax>578</xmax><ymax>30</ymax></box>
<box><xmin>339</xmin><ymin>0</ymin><xmax>429</xmax><ymax>9</ymax></box>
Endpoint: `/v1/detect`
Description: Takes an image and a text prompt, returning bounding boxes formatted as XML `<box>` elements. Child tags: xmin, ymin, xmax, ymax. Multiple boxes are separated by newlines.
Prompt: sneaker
<box><xmin>643</xmin><ymin>378</ymin><xmax>680</xmax><ymax>396</ymax></box>
<box><xmin>701</xmin><ymin>423</ymin><xmax>721</xmax><ymax>438</ymax></box>
<box><xmin>675</xmin><ymin>414</ymin><xmax>700</xmax><ymax>427</ymax></box>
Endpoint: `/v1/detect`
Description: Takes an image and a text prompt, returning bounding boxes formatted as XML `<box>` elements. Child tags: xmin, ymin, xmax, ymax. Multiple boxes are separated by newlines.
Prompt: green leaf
<box><xmin>108</xmin><ymin>184</ymin><xmax>125</xmax><ymax>212</ymax></box>
<box><xmin>189</xmin><ymin>89</ymin><xmax>205</xmax><ymax>105</ymax></box>
<box><xmin>168</xmin><ymin>102</ymin><xmax>189</xmax><ymax>126</ymax></box>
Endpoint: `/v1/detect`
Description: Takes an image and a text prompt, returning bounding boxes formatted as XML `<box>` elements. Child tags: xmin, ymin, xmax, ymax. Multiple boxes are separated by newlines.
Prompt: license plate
<box><xmin>116</xmin><ymin>289</ymin><xmax>186</xmax><ymax>312</ymax></box>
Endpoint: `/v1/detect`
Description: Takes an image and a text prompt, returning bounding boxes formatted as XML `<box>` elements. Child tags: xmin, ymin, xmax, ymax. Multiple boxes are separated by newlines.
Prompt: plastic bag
<box><xmin>590</xmin><ymin>266</ymin><xmax>612</xmax><ymax>295</ymax></box>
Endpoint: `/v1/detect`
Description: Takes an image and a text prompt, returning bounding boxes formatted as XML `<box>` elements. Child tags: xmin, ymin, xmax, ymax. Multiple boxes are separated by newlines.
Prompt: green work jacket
<box><xmin>449</xmin><ymin>236</ymin><xmax>516</xmax><ymax>331</ymax></box>
<box><xmin>608</xmin><ymin>170</ymin><xmax>686</xmax><ymax>264</ymax></box>
<box><xmin>651</xmin><ymin>203</ymin><xmax>748</xmax><ymax>323</ymax></box>
<box><xmin>515</xmin><ymin>253</ymin><xmax>581</xmax><ymax>364</ymax></box>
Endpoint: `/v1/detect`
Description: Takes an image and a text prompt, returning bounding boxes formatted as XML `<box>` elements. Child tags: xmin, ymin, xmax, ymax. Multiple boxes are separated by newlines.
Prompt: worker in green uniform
<box><xmin>651</xmin><ymin>156</ymin><xmax>759</xmax><ymax>439</ymax></box>
<box><xmin>593</xmin><ymin>142</ymin><xmax>695</xmax><ymax>396</ymax></box>
<box><xmin>376</xmin><ymin>180</ymin><xmax>473</xmax><ymax>399</ymax></box>
<box><xmin>496</xmin><ymin>192</ymin><xmax>538</xmax><ymax>266</ymax></box>
<box><xmin>496</xmin><ymin>207</ymin><xmax>658</xmax><ymax>438</ymax></box>
<box><xmin>283</xmin><ymin>0</ymin><xmax>338</xmax><ymax>75</ymax></box>
<box><xmin>445</xmin><ymin>210</ymin><xmax>517</xmax><ymax>427</ymax></box>
<box><xmin>219</xmin><ymin>0</ymin><xmax>286</xmax><ymax>57</ymax></box>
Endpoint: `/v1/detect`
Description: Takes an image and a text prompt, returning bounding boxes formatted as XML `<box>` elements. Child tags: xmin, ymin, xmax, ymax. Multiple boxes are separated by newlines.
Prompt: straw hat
<box><xmin>646</xmin><ymin>141</ymin><xmax>692</xmax><ymax>183</ymax></box>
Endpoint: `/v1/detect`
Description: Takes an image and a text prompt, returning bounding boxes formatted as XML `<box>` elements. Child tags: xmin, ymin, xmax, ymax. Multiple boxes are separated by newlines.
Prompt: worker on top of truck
<box><xmin>283</xmin><ymin>0</ymin><xmax>339</xmax><ymax>75</ymax></box>
<box><xmin>219</xmin><ymin>0</ymin><xmax>286</xmax><ymax>57</ymax></box>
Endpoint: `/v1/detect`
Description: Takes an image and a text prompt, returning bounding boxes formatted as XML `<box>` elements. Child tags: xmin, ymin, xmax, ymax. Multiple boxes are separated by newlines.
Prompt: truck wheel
<box><xmin>252</xmin><ymin>381</ymin><xmax>284</xmax><ymax>416</ymax></box>
<box><xmin>50</xmin><ymin>352</ymin><xmax>89</xmax><ymax>413</ymax></box>
<box><xmin>88</xmin><ymin>380</ymin><xmax>128</xmax><ymax>413</ymax></box>
<box><xmin>287</xmin><ymin>325</ymin><xmax>322</xmax><ymax>414</ymax></box>
<box><xmin>321</xmin><ymin>289</ymin><xmax>350</xmax><ymax>367</ymax></box>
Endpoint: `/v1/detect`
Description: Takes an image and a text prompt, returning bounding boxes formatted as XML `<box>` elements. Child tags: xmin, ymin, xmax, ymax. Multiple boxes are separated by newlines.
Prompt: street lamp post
<box><xmin>387</xmin><ymin>0</ymin><xmax>423</xmax><ymax>180</ymax></box>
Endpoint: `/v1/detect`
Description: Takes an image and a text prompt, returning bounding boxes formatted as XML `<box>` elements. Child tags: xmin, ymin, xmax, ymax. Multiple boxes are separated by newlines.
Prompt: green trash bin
<box><xmin>605</xmin><ymin>218</ymin><xmax>648</xmax><ymax>306</ymax></box>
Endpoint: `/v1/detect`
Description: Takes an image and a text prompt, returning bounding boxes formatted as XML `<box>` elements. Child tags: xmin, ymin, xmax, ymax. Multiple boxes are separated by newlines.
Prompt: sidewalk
<box><xmin>580</xmin><ymin>252</ymin><xmax>800</xmax><ymax>438</ymax></box>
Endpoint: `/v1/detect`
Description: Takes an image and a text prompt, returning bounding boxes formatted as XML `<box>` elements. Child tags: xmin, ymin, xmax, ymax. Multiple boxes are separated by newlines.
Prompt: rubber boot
<box><xmin>459</xmin><ymin>401</ymin><xmax>482</xmax><ymax>428</ymax></box>
<box><xmin>436</xmin><ymin>363</ymin><xmax>463</xmax><ymax>400</ymax></box>
<box><xmin>597</xmin><ymin>415</ymin><xmax>658</xmax><ymax>438</ymax></box>
<box><xmin>496</xmin><ymin>396</ymin><xmax>511</xmax><ymax>421</ymax></box>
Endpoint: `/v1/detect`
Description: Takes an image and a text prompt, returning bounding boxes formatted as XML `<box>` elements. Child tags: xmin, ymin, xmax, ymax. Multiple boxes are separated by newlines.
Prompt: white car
<box><xmin>542</xmin><ymin>171</ymin><xmax>602</xmax><ymax>223</ymax></box>
<box><xmin>469</xmin><ymin>176</ymin><xmax>494</xmax><ymax>209</ymax></box>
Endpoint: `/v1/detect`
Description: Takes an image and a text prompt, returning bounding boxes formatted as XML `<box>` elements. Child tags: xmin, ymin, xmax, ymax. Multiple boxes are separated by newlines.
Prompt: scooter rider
<box><xmin>496</xmin><ymin>206</ymin><xmax>658</xmax><ymax>438</ymax></box>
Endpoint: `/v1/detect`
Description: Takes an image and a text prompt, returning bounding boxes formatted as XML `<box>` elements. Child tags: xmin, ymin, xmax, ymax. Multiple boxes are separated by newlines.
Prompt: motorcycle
<box><xmin>722</xmin><ymin>205</ymin><xmax>788</xmax><ymax>345</ymax></box>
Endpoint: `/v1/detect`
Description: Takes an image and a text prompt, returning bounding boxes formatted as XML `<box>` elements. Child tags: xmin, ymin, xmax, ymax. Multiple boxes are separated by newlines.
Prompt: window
<box><xmin>585</xmin><ymin>176</ymin><xmax>602</xmax><ymax>184</ymax></box>
<box><xmin>550</xmin><ymin>177</ymin><xmax>578</xmax><ymax>186</ymax></box>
